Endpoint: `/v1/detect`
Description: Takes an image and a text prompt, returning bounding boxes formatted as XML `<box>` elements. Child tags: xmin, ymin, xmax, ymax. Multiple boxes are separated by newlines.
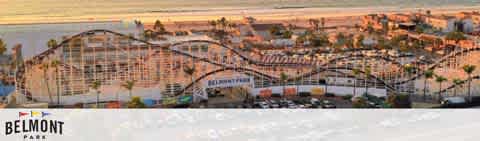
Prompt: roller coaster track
<box><xmin>176</xmin><ymin>65</ymin><xmax>397</xmax><ymax>96</ymax></box>
<box><xmin>433</xmin><ymin>75</ymin><xmax>480</xmax><ymax>95</ymax></box>
<box><xmin>171</xmin><ymin>40</ymin><xmax>418</xmax><ymax>68</ymax></box>
<box><xmin>16</xmin><ymin>29</ymin><xmax>480</xmax><ymax>98</ymax></box>
<box><xmin>393</xmin><ymin>47</ymin><xmax>480</xmax><ymax>85</ymax></box>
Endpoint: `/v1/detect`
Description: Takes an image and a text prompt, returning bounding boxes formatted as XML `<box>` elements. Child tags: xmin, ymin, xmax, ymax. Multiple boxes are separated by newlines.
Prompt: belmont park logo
<box><xmin>4</xmin><ymin>111</ymin><xmax>64</xmax><ymax>140</ymax></box>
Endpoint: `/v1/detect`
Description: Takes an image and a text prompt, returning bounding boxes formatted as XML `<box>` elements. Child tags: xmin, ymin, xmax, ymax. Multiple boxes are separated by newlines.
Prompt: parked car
<box><xmin>254</xmin><ymin>101</ymin><xmax>270</xmax><ymax>109</ymax></box>
<box><xmin>441</xmin><ymin>97</ymin><xmax>467</xmax><ymax>108</ymax></box>
<box><xmin>268</xmin><ymin>100</ymin><xmax>280</xmax><ymax>108</ymax></box>
<box><xmin>321</xmin><ymin>100</ymin><xmax>336</xmax><ymax>108</ymax></box>
<box><xmin>310</xmin><ymin>98</ymin><xmax>321</xmax><ymax>105</ymax></box>
<box><xmin>367</xmin><ymin>101</ymin><xmax>382</xmax><ymax>108</ymax></box>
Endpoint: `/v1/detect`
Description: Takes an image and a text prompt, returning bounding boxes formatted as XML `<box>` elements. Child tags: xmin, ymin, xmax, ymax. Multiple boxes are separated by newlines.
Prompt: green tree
<box><xmin>462</xmin><ymin>64</ymin><xmax>476</xmax><ymax>101</ymax></box>
<box><xmin>217</xmin><ymin>17</ymin><xmax>228</xmax><ymax>30</ymax></box>
<box><xmin>209</xmin><ymin>20</ymin><xmax>217</xmax><ymax>30</ymax></box>
<box><xmin>41</xmin><ymin>63</ymin><xmax>53</xmax><ymax>104</ymax></box>
<box><xmin>352</xmin><ymin>68</ymin><xmax>360</xmax><ymax>97</ymax></box>
<box><xmin>445</xmin><ymin>31</ymin><xmax>467</xmax><ymax>44</ymax></box>
<box><xmin>386</xmin><ymin>93</ymin><xmax>412</xmax><ymax>108</ymax></box>
<box><xmin>282</xmin><ymin>30</ymin><xmax>293</xmax><ymax>39</ymax></box>
<box><xmin>320</xmin><ymin>17</ymin><xmax>326</xmax><ymax>31</ymax></box>
<box><xmin>183</xmin><ymin>65</ymin><xmax>196</xmax><ymax>95</ymax></box>
<box><xmin>91</xmin><ymin>81</ymin><xmax>101</xmax><ymax>108</ymax></box>
<box><xmin>153</xmin><ymin>20</ymin><xmax>166</xmax><ymax>33</ymax></box>
<box><xmin>452</xmin><ymin>78</ymin><xmax>463</xmax><ymax>97</ymax></box>
<box><xmin>0</xmin><ymin>38</ymin><xmax>6</xmax><ymax>55</ymax></box>
<box><xmin>355</xmin><ymin>35</ymin><xmax>365</xmax><ymax>48</ymax></box>
<box><xmin>50</xmin><ymin>60</ymin><xmax>61</xmax><ymax>105</ymax></box>
<box><xmin>403</xmin><ymin>64</ymin><xmax>415</xmax><ymax>95</ymax></box>
<box><xmin>127</xmin><ymin>96</ymin><xmax>146</xmax><ymax>108</ymax></box>
<box><xmin>366</xmin><ymin>23</ymin><xmax>374</xmax><ymax>34</ymax></box>
<box><xmin>280</xmin><ymin>72</ymin><xmax>289</xmax><ymax>97</ymax></box>
<box><xmin>310</xmin><ymin>34</ymin><xmax>330</xmax><ymax>47</ymax></box>
<box><xmin>308</xmin><ymin>19</ymin><xmax>320</xmax><ymax>32</ymax></box>
<box><xmin>47</xmin><ymin>39</ymin><xmax>57</xmax><ymax>49</ymax></box>
<box><xmin>415</xmin><ymin>26</ymin><xmax>424</xmax><ymax>34</ymax></box>
<box><xmin>352</xmin><ymin>97</ymin><xmax>369</xmax><ymax>108</ymax></box>
<box><xmin>423</xmin><ymin>70</ymin><xmax>434</xmax><ymax>101</ymax></box>
<box><xmin>143</xmin><ymin>30</ymin><xmax>153</xmax><ymax>41</ymax></box>
<box><xmin>435</xmin><ymin>75</ymin><xmax>447</xmax><ymax>103</ymax></box>
<box><xmin>269</xmin><ymin>25</ymin><xmax>282</xmax><ymax>36</ymax></box>
<box><xmin>122</xmin><ymin>80</ymin><xmax>135</xmax><ymax>99</ymax></box>
<box><xmin>363</xmin><ymin>67</ymin><xmax>371</xmax><ymax>96</ymax></box>
<box><xmin>434</xmin><ymin>38</ymin><xmax>443</xmax><ymax>49</ymax></box>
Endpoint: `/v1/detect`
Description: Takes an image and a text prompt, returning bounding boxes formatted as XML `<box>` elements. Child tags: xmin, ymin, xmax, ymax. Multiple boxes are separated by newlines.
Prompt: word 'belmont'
<box><xmin>5</xmin><ymin>119</ymin><xmax>64</xmax><ymax>135</ymax></box>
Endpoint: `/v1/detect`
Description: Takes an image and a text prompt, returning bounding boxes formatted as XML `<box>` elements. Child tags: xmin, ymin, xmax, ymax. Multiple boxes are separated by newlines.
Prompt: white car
<box><xmin>259</xmin><ymin>102</ymin><xmax>270</xmax><ymax>109</ymax></box>
<box><xmin>288</xmin><ymin>104</ymin><xmax>298</xmax><ymax>109</ymax></box>
<box><xmin>310</xmin><ymin>98</ymin><xmax>320</xmax><ymax>105</ymax></box>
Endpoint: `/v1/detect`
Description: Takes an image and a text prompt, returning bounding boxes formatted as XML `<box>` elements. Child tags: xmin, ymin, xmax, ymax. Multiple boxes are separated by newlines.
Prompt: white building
<box><xmin>425</xmin><ymin>16</ymin><xmax>456</xmax><ymax>33</ymax></box>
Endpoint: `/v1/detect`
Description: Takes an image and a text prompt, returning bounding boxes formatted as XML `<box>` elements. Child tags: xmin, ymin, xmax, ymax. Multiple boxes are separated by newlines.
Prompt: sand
<box><xmin>2</xmin><ymin>5</ymin><xmax>480</xmax><ymax>25</ymax></box>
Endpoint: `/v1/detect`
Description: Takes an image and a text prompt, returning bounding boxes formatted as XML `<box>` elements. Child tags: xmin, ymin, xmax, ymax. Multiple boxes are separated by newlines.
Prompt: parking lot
<box><xmin>203</xmin><ymin>96</ymin><xmax>354</xmax><ymax>108</ymax></box>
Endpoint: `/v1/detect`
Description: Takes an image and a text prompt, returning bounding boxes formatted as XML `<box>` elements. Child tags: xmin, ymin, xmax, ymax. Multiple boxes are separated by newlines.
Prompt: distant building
<box><xmin>457</xmin><ymin>11</ymin><xmax>480</xmax><ymax>25</ymax></box>
<box><xmin>247</xmin><ymin>23</ymin><xmax>285</xmax><ymax>42</ymax></box>
<box><xmin>456</xmin><ymin>12</ymin><xmax>478</xmax><ymax>33</ymax></box>
<box><xmin>388</xmin><ymin>13</ymin><xmax>413</xmax><ymax>23</ymax></box>
<box><xmin>425</xmin><ymin>15</ymin><xmax>456</xmax><ymax>32</ymax></box>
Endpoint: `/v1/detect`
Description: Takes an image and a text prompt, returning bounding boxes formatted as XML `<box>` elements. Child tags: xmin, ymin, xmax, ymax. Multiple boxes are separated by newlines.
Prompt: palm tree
<box><xmin>143</xmin><ymin>30</ymin><xmax>153</xmax><ymax>41</ymax></box>
<box><xmin>209</xmin><ymin>20</ymin><xmax>217</xmax><ymax>30</ymax></box>
<box><xmin>423</xmin><ymin>70</ymin><xmax>434</xmax><ymax>101</ymax></box>
<box><xmin>91</xmin><ymin>81</ymin><xmax>101</xmax><ymax>108</ymax></box>
<box><xmin>41</xmin><ymin>62</ymin><xmax>53</xmax><ymax>104</ymax></box>
<box><xmin>183</xmin><ymin>65</ymin><xmax>196</xmax><ymax>95</ymax></box>
<box><xmin>320</xmin><ymin>17</ymin><xmax>326</xmax><ymax>31</ymax></box>
<box><xmin>50</xmin><ymin>60</ymin><xmax>60</xmax><ymax>105</ymax></box>
<box><xmin>462</xmin><ymin>64</ymin><xmax>476</xmax><ymax>101</ymax></box>
<box><xmin>403</xmin><ymin>64</ymin><xmax>415</xmax><ymax>95</ymax></box>
<box><xmin>364</xmin><ymin>67</ymin><xmax>371</xmax><ymax>96</ymax></box>
<box><xmin>280</xmin><ymin>72</ymin><xmax>289</xmax><ymax>97</ymax></box>
<box><xmin>0</xmin><ymin>38</ymin><xmax>6</xmax><ymax>55</ymax></box>
<box><xmin>122</xmin><ymin>80</ymin><xmax>135</xmax><ymax>99</ymax></box>
<box><xmin>452</xmin><ymin>78</ymin><xmax>463</xmax><ymax>96</ymax></box>
<box><xmin>153</xmin><ymin>20</ymin><xmax>166</xmax><ymax>33</ymax></box>
<box><xmin>217</xmin><ymin>17</ymin><xmax>228</xmax><ymax>31</ymax></box>
<box><xmin>308</xmin><ymin>19</ymin><xmax>320</xmax><ymax>32</ymax></box>
<box><xmin>352</xmin><ymin>68</ymin><xmax>360</xmax><ymax>97</ymax></box>
<box><xmin>47</xmin><ymin>39</ymin><xmax>57</xmax><ymax>49</ymax></box>
<box><xmin>433</xmin><ymin>38</ymin><xmax>443</xmax><ymax>49</ymax></box>
<box><xmin>355</xmin><ymin>35</ymin><xmax>365</xmax><ymax>48</ymax></box>
<box><xmin>435</xmin><ymin>75</ymin><xmax>447</xmax><ymax>103</ymax></box>
<box><xmin>445</xmin><ymin>31</ymin><xmax>467</xmax><ymax>44</ymax></box>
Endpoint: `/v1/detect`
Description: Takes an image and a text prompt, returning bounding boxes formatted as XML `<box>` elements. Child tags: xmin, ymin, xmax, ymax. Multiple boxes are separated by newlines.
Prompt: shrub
<box><xmin>342</xmin><ymin>95</ymin><xmax>353</xmax><ymax>100</ymax></box>
<box><xmin>127</xmin><ymin>96</ymin><xmax>146</xmax><ymax>108</ymax></box>
<box><xmin>352</xmin><ymin>97</ymin><xmax>369</xmax><ymax>108</ymax></box>
<box><xmin>386</xmin><ymin>93</ymin><xmax>412</xmax><ymax>108</ymax></box>
<box><xmin>325</xmin><ymin>93</ymin><xmax>335</xmax><ymax>97</ymax></box>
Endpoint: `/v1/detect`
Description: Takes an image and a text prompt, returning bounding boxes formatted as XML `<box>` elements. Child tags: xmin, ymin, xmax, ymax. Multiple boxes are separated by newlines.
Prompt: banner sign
<box><xmin>161</xmin><ymin>97</ymin><xmax>177</xmax><ymax>105</ymax></box>
<box><xmin>177</xmin><ymin>96</ymin><xmax>193</xmax><ymax>104</ymax></box>
<box><xmin>205</xmin><ymin>76</ymin><xmax>253</xmax><ymax>88</ymax></box>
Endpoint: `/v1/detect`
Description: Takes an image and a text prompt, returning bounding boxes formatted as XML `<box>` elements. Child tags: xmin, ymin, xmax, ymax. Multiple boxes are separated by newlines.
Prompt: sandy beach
<box><xmin>2</xmin><ymin>5</ymin><xmax>480</xmax><ymax>26</ymax></box>
<box><xmin>142</xmin><ymin>5</ymin><xmax>480</xmax><ymax>31</ymax></box>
